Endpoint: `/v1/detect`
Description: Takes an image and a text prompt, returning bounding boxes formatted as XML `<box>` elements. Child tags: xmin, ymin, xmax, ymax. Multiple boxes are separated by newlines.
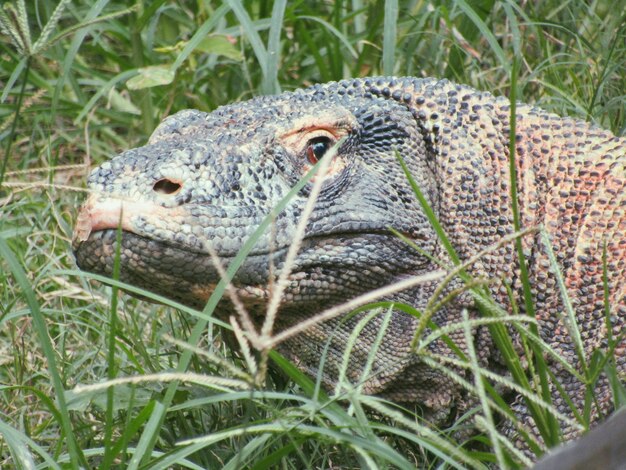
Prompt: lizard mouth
<box><xmin>73</xmin><ymin>194</ymin><xmax>407</xmax><ymax>256</ymax></box>
<box><xmin>71</xmin><ymin>195</ymin><xmax>272</xmax><ymax>307</ymax></box>
<box><xmin>73</xmin><ymin>194</ymin><xmax>186</xmax><ymax>246</ymax></box>
<box><xmin>72</xmin><ymin>193</ymin><xmax>266</xmax><ymax>257</ymax></box>
<box><xmin>72</xmin><ymin>194</ymin><xmax>421</xmax><ymax>309</ymax></box>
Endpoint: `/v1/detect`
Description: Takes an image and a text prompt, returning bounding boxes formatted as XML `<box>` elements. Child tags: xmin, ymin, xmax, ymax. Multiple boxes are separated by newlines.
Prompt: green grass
<box><xmin>1</xmin><ymin>0</ymin><xmax>625</xmax><ymax>468</ymax></box>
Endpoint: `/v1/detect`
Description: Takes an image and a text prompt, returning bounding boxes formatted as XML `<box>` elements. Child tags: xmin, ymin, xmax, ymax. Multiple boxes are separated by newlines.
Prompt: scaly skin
<box><xmin>73</xmin><ymin>77</ymin><xmax>625</xmax><ymax>450</ymax></box>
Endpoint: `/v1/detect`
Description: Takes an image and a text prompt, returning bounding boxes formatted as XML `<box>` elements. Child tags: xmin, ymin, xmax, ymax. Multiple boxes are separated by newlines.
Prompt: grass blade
<box><xmin>0</xmin><ymin>237</ymin><xmax>87</xmax><ymax>468</ymax></box>
<box><xmin>0</xmin><ymin>418</ymin><xmax>61</xmax><ymax>470</ymax></box>
<box><xmin>382</xmin><ymin>0</ymin><xmax>398</xmax><ymax>75</ymax></box>
<box><xmin>227</xmin><ymin>0</ymin><xmax>269</xmax><ymax>91</ymax></box>
<box><xmin>51</xmin><ymin>0</ymin><xmax>111</xmax><ymax>112</ymax></box>
<box><xmin>263</xmin><ymin>0</ymin><xmax>286</xmax><ymax>94</ymax></box>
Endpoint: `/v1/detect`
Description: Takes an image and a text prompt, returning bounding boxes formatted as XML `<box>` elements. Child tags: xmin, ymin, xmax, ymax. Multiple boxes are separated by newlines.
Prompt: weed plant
<box><xmin>1</xmin><ymin>0</ymin><xmax>625</xmax><ymax>468</ymax></box>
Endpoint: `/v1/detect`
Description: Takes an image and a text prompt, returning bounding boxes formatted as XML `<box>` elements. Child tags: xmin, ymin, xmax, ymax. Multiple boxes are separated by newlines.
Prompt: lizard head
<box><xmin>73</xmin><ymin>83</ymin><xmax>440</xmax><ymax>317</ymax></box>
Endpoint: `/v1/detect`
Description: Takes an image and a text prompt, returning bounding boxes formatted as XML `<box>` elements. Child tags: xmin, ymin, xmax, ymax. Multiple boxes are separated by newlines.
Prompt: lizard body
<box><xmin>73</xmin><ymin>76</ymin><xmax>625</xmax><ymax>450</ymax></box>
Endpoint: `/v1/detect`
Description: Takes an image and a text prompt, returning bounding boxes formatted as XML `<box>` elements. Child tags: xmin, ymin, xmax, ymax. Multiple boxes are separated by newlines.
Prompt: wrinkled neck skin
<box><xmin>272</xmin><ymin>278</ymin><xmax>477</xmax><ymax>424</ymax></box>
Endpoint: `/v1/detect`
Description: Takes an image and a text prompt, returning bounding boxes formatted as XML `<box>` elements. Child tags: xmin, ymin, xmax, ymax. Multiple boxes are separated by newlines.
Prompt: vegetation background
<box><xmin>0</xmin><ymin>0</ymin><xmax>624</xmax><ymax>468</ymax></box>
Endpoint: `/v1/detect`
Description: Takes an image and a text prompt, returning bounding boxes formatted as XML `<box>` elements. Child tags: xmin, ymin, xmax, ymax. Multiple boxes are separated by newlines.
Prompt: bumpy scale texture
<box><xmin>73</xmin><ymin>77</ymin><xmax>625</xmax><ymax>450</ymax></box>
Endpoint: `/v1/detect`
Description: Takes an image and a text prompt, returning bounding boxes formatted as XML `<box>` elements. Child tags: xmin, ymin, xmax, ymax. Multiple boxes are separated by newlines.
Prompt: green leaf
<box><xmin>126</xmin><ymin>65</ymin><xmax>175</xmax><ymax>90</ymax></box>
<box><xmin>195</xmin><ymin>35</ymin><xmax>243</xmax><ymax>61</ymax></box>
<box><xmin>65</xmin><ymin>384</ymin><xmax>153</xmax><ymax>412</ymax></box>
<box><xmin>108</xmin><ymin>88</ymin><xmax>141</xmax><ymax>115</ymax></box>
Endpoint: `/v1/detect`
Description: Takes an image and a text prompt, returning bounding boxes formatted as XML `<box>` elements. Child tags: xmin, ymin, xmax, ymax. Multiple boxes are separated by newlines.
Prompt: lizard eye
<box><xmin>306</xmin><ymin>136</ymin><xmax>333</xmax><ymax>164</ymax></box>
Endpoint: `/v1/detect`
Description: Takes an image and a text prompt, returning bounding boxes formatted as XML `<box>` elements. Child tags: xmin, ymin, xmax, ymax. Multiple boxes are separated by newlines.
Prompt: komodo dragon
<box><xmin>73</xmin><ymin>76</ymin><xmax>625</xmax><ymax>451</ymax></box>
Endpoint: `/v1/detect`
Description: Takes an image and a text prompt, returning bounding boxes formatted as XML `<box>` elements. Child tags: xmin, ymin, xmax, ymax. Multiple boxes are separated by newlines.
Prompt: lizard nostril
<box><xmin>153</xmin><ymin>178</ymin><xmax>182</xmax><ymax>195</ymax></box>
